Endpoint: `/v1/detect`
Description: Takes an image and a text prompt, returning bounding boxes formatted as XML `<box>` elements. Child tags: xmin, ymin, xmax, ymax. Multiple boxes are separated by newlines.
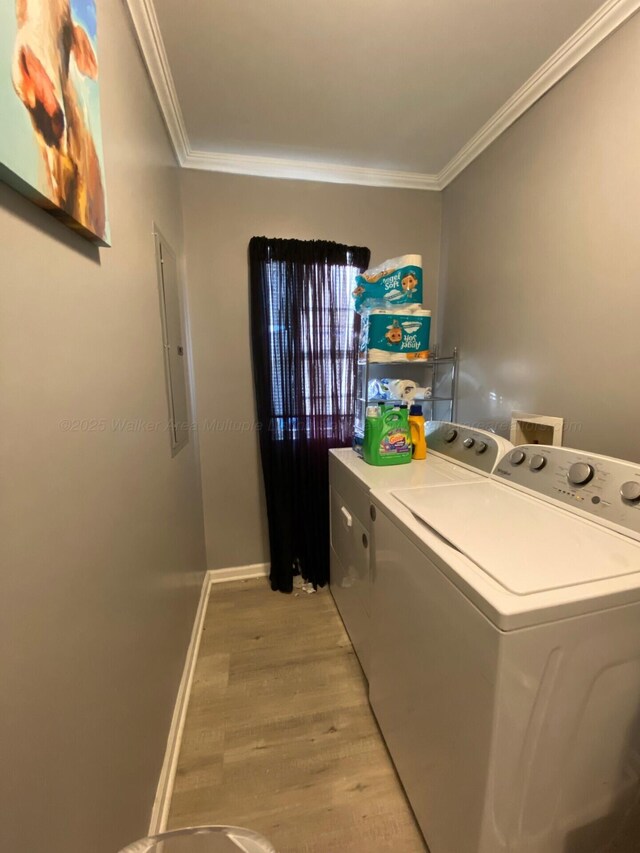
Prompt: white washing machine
<box><xmin>369</xmin><ymin>444</ymin><xmax>640</xmax><ymax>853</ymax></box>
<box><xmin>329</xmin><ymin>421</ymin><xmax>513</xmax><ymax>679</ymax></box>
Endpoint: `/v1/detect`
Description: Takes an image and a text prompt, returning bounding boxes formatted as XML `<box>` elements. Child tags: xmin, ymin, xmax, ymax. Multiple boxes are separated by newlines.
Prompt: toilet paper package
<box><xmin>360</xmin><ymin>306</ymin><xmax>431</xmax><ymax>362</ymax></box>
<box><xmin>368</xmin><ymin>378</ymin><xmax>432</xmax><ymax>403</ymax></box>
<box><xmin>353</xmin><ymin>254</ymin><xmax>423</xmax><ymax>313</ymax></box>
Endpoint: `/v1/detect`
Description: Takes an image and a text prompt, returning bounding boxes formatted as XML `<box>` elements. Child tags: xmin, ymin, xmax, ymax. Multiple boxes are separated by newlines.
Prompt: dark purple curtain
<box><xmin>249</xmin><ymin>237</ymin><xmax>370</xmax><ymax>592</ymax></box>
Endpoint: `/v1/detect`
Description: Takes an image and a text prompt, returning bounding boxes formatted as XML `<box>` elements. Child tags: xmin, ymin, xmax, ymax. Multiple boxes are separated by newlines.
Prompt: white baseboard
<box><xmin>148</xmin><ymin>563</ymin><xmax>269</xmax><ymax>834</ymax></box>
<box><xmin>208</xmin><ymin>562</ymin><xmax>270</xmax><ymax>584</ymax></box>
<box><xmin>148</xmin><ymin>570</ymin><xmax>212</xmax><ymax>835</ymax></box>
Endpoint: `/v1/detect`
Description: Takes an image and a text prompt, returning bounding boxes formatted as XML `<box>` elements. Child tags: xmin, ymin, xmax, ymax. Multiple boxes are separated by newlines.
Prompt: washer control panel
<box><xmin>494</xmin><ymin>445</ymin><xmax>640</xmax><ymax>536</ymax></box>
<box><xmin>426</xmin><ymin>421</ymin><xmax>511</xmax><ymax>474</ymax></box>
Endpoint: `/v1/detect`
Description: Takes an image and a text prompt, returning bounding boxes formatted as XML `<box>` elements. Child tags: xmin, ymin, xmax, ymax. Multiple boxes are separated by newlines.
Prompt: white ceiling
<box><xmin>134</xmin><ymin>0</ymin><xmax>635</xmax><ymax>187</ymax></box>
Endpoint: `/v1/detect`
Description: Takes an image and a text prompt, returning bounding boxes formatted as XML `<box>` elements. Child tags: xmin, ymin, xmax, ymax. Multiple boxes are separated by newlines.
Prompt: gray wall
<box><xmin>0</xmin><ymin>5</ymin><xmax>207</xmax><ymax>853</ymax></box>
<box><xmin>180</xmin><ymin>171</ymin><xmax>442</xmax><ymax>569</ymax></box>
<box><xmin>439</xmin><ymin>12</ymin><xmax>640</xmax><ymax>462</ymax></box>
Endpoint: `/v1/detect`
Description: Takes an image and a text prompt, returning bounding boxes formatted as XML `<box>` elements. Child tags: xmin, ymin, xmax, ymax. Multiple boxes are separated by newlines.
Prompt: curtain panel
<box><xmin>249</xmin><ymin>237</ymin><xmax>370</xmax><ymax>592</ymax></box>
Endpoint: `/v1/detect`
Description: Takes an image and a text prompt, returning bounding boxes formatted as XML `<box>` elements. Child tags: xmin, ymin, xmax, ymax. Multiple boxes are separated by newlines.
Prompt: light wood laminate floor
<box><xmin>168</xmin><ymin>578</ymin><xmax>428</xmax><ymax>852</ymax></box>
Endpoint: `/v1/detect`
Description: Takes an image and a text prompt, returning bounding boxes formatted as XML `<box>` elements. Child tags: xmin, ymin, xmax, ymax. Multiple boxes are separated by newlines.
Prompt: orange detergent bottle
<box><xmin>409</xmin><ymin>403</ymin><xmax>427</xmax><ymax>460</ymax></box>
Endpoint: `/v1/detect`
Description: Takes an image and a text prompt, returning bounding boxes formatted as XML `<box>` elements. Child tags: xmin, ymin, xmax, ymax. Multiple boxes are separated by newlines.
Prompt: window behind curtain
<box><xmin>266</xmin><ymin>258</ymin><xmax>360</xmax><ymax>438</ymax></box>
<box><xmin>249</xmin><ymin>237</ymin><xmax>371</xmax><ymax>591</ymax></box>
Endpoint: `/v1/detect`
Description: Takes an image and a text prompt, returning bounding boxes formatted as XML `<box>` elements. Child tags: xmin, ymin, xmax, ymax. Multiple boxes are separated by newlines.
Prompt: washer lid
<box><xmin>392</xmin><ymin>481</ymin><xmax>640</xmax><ymax>596</ymax></box>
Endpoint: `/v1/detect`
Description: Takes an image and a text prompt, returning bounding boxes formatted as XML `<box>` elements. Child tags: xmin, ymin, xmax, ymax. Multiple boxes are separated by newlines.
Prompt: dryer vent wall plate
<box><xmin>510</xmin><ymin>412</ymin><xmax>564</xmax><ymax>447</ymax></box>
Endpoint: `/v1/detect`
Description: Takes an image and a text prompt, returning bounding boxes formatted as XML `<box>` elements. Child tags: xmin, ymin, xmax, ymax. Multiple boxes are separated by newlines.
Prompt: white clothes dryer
<box><xmin>329</xmin><ymin>421</ymin><xmax>513</xmax><ymax>678</ymax></box>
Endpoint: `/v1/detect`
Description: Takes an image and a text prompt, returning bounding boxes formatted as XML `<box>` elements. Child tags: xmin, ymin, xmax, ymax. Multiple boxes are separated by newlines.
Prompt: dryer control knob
<box><xmin>509</xmin><ymin>450</ymin><xmax>526</xmax><ymax>466</ymax></box>
<box><xmin>620</xmin><ymin>481</ymin><xmax>640</xmax><ymax>503</ymax></box>
<box><xmin>568</xmin><ymin>462</ymin><xmax>595</xmax><ymax>486</ymax></box>
<box><xmin>476</xmin><ymin>441</ymin><xmax>488</xmax><ymax>455</ymax></box>
<box><xmin>530</xmin><ymin>454</ymin><xmax>547</xmax><ymax>471</ymax></box>
<box><xmin>445</xmin><ymin>429</ymin><xmax>458</xmax><ymax>443</ymax></box>
<box><xmin>463</xmin><ymin>437</ymin><xmax>475</xmax><ymax>448</ymax></box>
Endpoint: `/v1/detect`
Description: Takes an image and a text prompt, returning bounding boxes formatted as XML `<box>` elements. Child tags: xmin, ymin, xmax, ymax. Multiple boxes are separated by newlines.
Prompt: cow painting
<box><xmin>0</xmin><ymin>0</ymin><xmax>109</xmax><ymax>245</ymax></box>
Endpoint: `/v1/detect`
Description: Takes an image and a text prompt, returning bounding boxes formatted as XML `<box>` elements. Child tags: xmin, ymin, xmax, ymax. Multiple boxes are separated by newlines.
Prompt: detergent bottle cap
<box><xmin>410</xmin><ymin>403</ymin><xmax>423</xmax><ymax>416</ymax></box>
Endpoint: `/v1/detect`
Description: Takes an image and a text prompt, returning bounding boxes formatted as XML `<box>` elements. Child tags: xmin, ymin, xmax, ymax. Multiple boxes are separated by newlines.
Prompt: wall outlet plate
<box><xmin>510</xmin><ymin>411</ymin><xmax>564</xmax><ymax>447</ymax></box>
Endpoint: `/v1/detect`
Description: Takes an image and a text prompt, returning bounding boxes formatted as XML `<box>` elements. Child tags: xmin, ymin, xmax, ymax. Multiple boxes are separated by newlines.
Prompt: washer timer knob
<box><xmin>445</xmin><ymin>429</ymin><xmax>458</xmax><ymax>443</ymax></box>
<box><xmin>530</xmin><ymin>454</ymin><xmax>547</xmax><ymax>471</ymax></box>
<box><xmin>476</xmin><ymin>441</ymin><xmax>488</xmax><ymax>455</ymax></box>
<box><xmin>568</xmin><ymin>462</ymin><xmax>595</xmax><ymax>486</ymax></box>
<box><xmin>463</xmin><ymin>437</ymin><xmax>475</xmax><ymax>448</ymax></box>
<box><xmin>510</xmin><ymin>449</ymin><xmax>527</xmax><ymax>466</ymax></box>
<box><xmin>620</xmin><ymin>481</ymin><xmax>640</xmax><ymax>503</ymax></box>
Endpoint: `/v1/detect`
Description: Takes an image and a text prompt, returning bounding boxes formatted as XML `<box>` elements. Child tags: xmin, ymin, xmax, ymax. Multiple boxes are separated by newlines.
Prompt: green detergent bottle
<box><xmin>362</xmin><ymin>403</ymin><xmax>412</xmax><ymax>466</ymax></box>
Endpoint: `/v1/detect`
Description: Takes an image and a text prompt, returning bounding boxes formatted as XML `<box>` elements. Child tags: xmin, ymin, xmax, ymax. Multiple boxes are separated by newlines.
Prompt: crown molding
<box><xmin>125</xmin><ymin>0</ymin><xmax>439</xmax><ymax>188</ymax></box>
<box><xmin>127</xmin><ymin>0</ymin><xmax>640</xmax><ymax>192</ymax></box>
<box><xmin>183</xmin><ymin>148</ymin><xmax>440</xmax><ymax>190</ymax></box>
<box><xmin>125</xmin><ymin>0</ymin><xmax>190</xmax><ymax>164</ymax></box>
<box><xmin>437</xmin><ymin>0</ymin><xmax>640</xmax><ymax>188</ymax></box>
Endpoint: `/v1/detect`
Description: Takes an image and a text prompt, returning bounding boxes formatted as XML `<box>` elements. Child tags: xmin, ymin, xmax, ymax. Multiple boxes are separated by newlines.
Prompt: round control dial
<box><xmin>568</xmin><ymin>462</ymin><xmax>595</xmax><ymax>486</ymax></box>
<box><xmin>620</xmin><ymin>481</ymin><xmax>640</xmax><ymax>503</ymax></box>
<box><xmin>509</xmin><ymin>450</ymin><xmax>526</xmax><ymax>466</ymax></box>
<box><xmin>445</xmin><ymin>429</ymin><xmax>458</xmax><ymax>443</ymax></box>
<box><xmin>530</xmin><ymin>454</ymin><xmax>547</xmax><ymax>471</ymax></box>
<box><xmin>463</xmin><ymin>437</ymin><xmax>475</xmax><ymax>448</ymax></box>
<box><xmin>476</xmin><ymin>441</ymin><xmax>488</xmax><ymax>455</ymax></box>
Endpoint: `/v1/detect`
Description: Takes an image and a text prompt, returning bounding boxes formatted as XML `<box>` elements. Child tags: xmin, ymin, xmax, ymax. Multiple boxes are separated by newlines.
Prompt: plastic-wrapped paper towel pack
<box><xmin>360</xmin><ymin>302</ymin><xmax>431</xmax><ymax>362</ymax></box>
<box><xmin>354</xmin><ymin>253</ymin><xmax>431</xmax><ymax>362</ymax></box>
<box><xmin>353</xmin><ymin>254</ymin><xmax>423</xmax><ymax>313</ymax></box>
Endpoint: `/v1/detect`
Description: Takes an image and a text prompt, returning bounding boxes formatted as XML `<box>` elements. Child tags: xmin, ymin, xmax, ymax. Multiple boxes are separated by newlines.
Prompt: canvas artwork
<box><xmin>0</xmin><ymin>0</ymin><xmax>110</xmax><ymax>245</ymax></box>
